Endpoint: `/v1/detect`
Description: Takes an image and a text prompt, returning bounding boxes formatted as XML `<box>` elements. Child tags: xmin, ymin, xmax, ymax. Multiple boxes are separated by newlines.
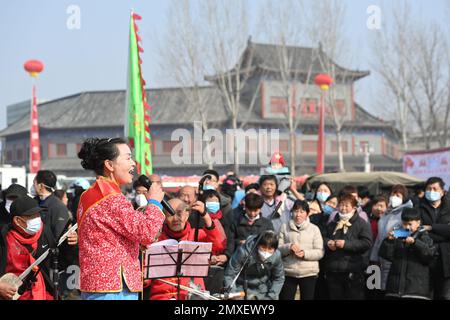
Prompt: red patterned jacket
<box><xmin>77</xmin><ymin>177</ymin><xmax>165</xmax><ymax>293</ymax></box>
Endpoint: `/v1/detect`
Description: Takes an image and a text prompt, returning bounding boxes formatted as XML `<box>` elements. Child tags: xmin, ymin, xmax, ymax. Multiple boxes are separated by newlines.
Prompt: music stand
<box><xmin>143</xmin><ymin>240</ymin><xmax>212</xmax><ymax>300</ymax></box>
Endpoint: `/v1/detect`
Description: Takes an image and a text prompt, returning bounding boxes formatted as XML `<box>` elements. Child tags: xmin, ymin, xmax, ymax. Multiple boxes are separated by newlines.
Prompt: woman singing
<box><xmin>77</xmin><ymin>138</ymin><xmax>165</xmax><ymax>300</ymax></box>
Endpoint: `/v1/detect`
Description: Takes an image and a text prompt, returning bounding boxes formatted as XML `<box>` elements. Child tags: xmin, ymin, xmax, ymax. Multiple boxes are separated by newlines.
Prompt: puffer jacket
<box><xmin>370</xmin><ymin>200</ymin><xmax>413</xmax><ymax>290</ymax></box>
<box><xmin>224</xmin><ymin>234</ymin><xmax>285</xmax><ymax>300</ymax></box>
<box><xmin>379</xmin><ymin>229</ymin><xmax>436</xmax><ymax>299</ymax></box>
<box><xmin>278</xmin><ymin>218</ymin><xmax>324</xmax><ymax>278</ymax></box>
<box><xmin>323</xmin><ymin>212</ymin><xmax>372</xmax><ymax>273</ymax></box>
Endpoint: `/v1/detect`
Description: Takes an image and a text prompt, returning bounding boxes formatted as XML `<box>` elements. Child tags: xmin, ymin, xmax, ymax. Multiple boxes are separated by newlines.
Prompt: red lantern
<box><xmin>24</xmin><ymin>60</ymin><xmax>44</xmax><ymax>78</ymax></box>
<box><xmin>314</xmin><ymin>74</ymin><xmax>333</xmax><ymax>91</ymax></box>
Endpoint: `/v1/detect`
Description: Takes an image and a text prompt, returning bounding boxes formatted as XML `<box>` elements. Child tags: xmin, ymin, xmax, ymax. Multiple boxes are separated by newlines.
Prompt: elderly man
<box><xmin>178</xmin><ymin>186</ymin><xmax>197</xmax><ymax>207</ymax></box>
<box><xmin>146</xmin><ymin>198</ymin><xmax>225</xmax><ymax>300</ymax></box>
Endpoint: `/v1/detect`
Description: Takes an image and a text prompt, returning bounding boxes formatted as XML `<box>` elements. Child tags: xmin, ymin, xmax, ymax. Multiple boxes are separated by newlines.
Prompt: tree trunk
<box><xmin>336</xmin><ymin>129</ymin><xmax>345</xmax><ymax>172</ymax></box>
<box><xmin>232</xmin><ymin>114</ymin><xmax>239</xmax><ymax>175</ymax></box>
<box><xmin>289</xmin><ymin>128</ymin><xmax>296</xmax><ymax>176</ymax></box>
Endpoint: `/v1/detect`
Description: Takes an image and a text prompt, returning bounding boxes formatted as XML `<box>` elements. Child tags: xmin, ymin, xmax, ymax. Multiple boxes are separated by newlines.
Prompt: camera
<box><xmin>393</xmin><ymin>228</ymin><xmax>411</xmax><ymax>239</ymax></box>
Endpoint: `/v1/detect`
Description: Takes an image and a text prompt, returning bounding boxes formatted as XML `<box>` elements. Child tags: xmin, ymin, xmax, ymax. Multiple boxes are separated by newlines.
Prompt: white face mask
<box><xmin>389</xmin><ymin>196</ymin><xmax>403</xmax><ymax>208</ymax></box>
<box><xmin>245</xmin><ymin>213</ymin><xmax>260</xmax><ymax>222</ymax></box>
<box><xmin>4</xmin><ymin>200</ymin><xmax>13</xmax><ymax>213</ymax></box>
<box><xmin>258</xmin><ymin>249</ymin><xmax>273</xmax><ymax>261</ymax></box>
<box><xmin>29</xmin><ymin>185</ymin><xmax>37</xmax><ymax>198</ymax></box>
<box><xmin>135</xmin><ymin>194</ymin><xmax>148</xmax><ymax>207</ymax></box>
<box><xmin>21</xmin><ymin>217</ymin><xmax>42</xmax><ymax>235</ymax></box>
<box><xmin>338</xmin><ymin>212</ymin><xmax>353</xmax><ymax>221</ymax></box>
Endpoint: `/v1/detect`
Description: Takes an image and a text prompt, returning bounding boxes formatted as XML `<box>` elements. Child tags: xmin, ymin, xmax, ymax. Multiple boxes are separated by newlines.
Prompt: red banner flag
<box><xmin>29</xmin><ymin>84</ymin><xmax>41</xmax><ymax>173</ymax></box>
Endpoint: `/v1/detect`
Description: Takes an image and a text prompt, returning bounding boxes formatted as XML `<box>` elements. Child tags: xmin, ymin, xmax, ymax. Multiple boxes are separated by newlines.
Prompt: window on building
<box><xmin>269</xmin><ymin>97</ymin><xmax>288</xmax><ymax>114</ymax></box>
<box><xmin>279</xmin><ymin>139</ymin><xmax>290</xmax><ymax>153</ymax></box>
<box><xmin>16</xmin><ymin>148</ymin><xmax>24</xmax><ymax>161</ymax></box>
<box><xmin>300</xmin><ymin>98</ymin><xmax>318</xmax><ymax>116</ymax></box>
<box><xmin>302</xmin><ymin>140</ymin><xmax>317</xmax><ymax>153</ymax></box>
<box><xmin>6</xmin><ymin>150</ymin><xmax>13</xmax><ymax>162</ymax></box>
<box><xmin>56</xmin><ymin>144</ymin><xmax>67</xmax><ymax>157</ymax></box>
<box><xmin>331</xmin><ymin>140</ymin><xmax>348</xmax><ymax>153</ymax></box>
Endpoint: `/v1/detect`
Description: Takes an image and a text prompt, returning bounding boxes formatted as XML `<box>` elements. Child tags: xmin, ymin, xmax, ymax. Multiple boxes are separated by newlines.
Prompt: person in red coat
<box><xmin>77</xmin><ymin>138</ymin><xmax>165</xmax><ymax>300</ymax></box>
<box><xmin>369</xmin><ymin>196</ymin><xmax>388</xmax><ymax>242</ymax></box>
<box><xmin>147</xmin><ymin>198</ymin><xmax>224</xmax><ymax>300</ymax></box>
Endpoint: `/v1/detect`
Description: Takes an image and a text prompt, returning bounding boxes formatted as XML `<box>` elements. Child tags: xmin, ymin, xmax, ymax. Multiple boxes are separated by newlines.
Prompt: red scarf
<box><xmin>5</xmin><ymin>225</ymin><xmax>49</xmax><ymax>300</ymax></box>
<box><xmin>161</xmin><ymin>223</ymin><xmax>191</xmax><ymax>241</ymax></box>
<box><xmin>210</xmin><ymin>210</ymin><xmax>222</xmax><ymax>220</ymax></box>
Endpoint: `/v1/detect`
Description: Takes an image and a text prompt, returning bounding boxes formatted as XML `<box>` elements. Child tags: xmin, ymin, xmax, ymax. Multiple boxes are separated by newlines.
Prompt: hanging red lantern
<box><xmin>24</xmin><ymin>60</ymin><xmax>44</xmax><ymax>78</ymax></box>
<box><xmin>314</xmin><ymin>74</ymin><xmax>333</xmax><ymax>91</ymax></box>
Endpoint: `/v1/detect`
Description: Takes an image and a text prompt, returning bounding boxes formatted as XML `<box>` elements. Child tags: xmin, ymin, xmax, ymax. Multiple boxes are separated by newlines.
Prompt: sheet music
<box><xmin>143</xmin><ymin>240</ymin><xmax>212</xmax><ymax>279</ymax></box>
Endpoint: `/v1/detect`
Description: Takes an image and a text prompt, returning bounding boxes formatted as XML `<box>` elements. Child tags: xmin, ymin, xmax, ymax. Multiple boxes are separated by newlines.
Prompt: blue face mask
<box><xmin>316</xmin><ymin>192</ymin><xmax>330</xmax><ymax>203</ymax></box>
<box><xmin>322</xmin><ymin>204</ymin><xmax>334</xmax><ymax>215</ymax></box>
<box><xmin>203</xmin><ymin>185</ymin><xmax>215</xmax><ymax>191</ymax></box>
<box><xmin>205</xmin><ymin>202</ymin><xmax>220</xmax><ymax>214</ymax></box>
<box><xmin>425</xmin><ymin>191</ymin><xmax>442</xmax><ymax>202</ymax></box>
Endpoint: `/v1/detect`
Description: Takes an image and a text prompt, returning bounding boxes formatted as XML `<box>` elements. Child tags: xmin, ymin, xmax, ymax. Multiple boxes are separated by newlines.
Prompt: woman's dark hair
<box><xmin>390</xmin><ymin>184</ymin><xmax>408</xmax><ymax>201</ymax></box>
<box><xmin>199</xmin><ymin>189</ymin><xmax>221</xmax><ymax>203</ymax></box>
<box><xmin>401</xmin><ymin>207</ymin><xmax>421</xmax><ymax>222</ymax></box>
<box><xmin>291</xmin><ymin>200</ymin><xmax>310</xmax><ymax>214</ymax></box>
<box><xmin>202</xmin><ymin>169</ymin><xmax>219</xmax><ymax>181</ymax></box>
<box><xmin>35</xmin><ymin>170</ymin><xmax>57</xmax><ymax>192</ymax></box>
<box><xmin>257</xmin><ymin>230</ymin><xmax>279</xmax><ymax>249</ymax></box>
<box><xmin>78</xmin><ymin>138</ymin><xmax>127</xmax><ymax>176</ymax></box>
<box><xmin>316</xmin><ymin>182</ymin><xmax>333</xmax><ymax>194</ymax></box>
<box><xmin>326</xmin><ymin>194</ymin><xmax>338</xmax><ymax>203</ymax></box>
<box><xmin>338</xmin><ymin>185</ymin><xmax>358</xmax><ymax>198</ymax></box>
<box><xmin>244</xmin><ymin>193</ymin><xmax>264</xmax><ymax>210</ymax></box>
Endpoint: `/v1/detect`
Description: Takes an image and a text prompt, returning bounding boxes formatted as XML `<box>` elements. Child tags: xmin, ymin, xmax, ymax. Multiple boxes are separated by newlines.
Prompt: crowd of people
<box><xmin>1</xmin><ymin>138</ymin><xmax>450</xmax><ymax>301</ymax></box>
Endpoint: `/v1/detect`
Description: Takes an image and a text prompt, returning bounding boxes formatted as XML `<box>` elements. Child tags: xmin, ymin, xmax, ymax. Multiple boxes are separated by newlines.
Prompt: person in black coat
<box><xmin>323</xmin><ymin>194</ymin><xmax>373</xmax><ymax>300</ymax></box>
<box><xmin>379</xmin><ymin>207</ymin><xmax>436</xmax><ymax>300</ymax></box>
<box><xmin>32</xmin><ymin>171</ymin><xmax>71</xmax><ymax>241</ymax></box>
<box><xmin>225</xmin><ymin>193</ymin><xmax>274</xmax><ymax>260</ymax></box>
<box><xmin>416</xmin><ymin>177</ymin><xmax>450</xmax><ymax>300</ymax></box>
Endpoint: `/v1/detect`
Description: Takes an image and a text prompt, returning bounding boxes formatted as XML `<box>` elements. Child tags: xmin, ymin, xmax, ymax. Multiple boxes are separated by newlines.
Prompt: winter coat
<box><xmin>370</xmin><ymin>200</ymin><xmax>413</xmax><ymax>290</ymax></box>
<box><xmin>225</xmin><ymin>214</ymin><xmax>274</xmax><ymax>259</ymax></box>
<box><xmin>379</xmin><ymin>229</ymin><xmax>436</xmax><ymax>299</ymax></box>
<box><xmin>278</xmin><ymin>218</ymin><xmax>324</xmax><ymax>278</ymax></box>
<box><xmin>77</xmin><ymin>177</ymin><xmax>165</xmax><ymax>293</ymax></box>
<box><xmin>417</xmin><ymin>195</ymin><xmax>450</xmax><ymax>278</ymax></box>
<box><xmin>323</xmin><ymin>212</ymin><xmax>372</xmax><ymax>273</ymax></box>
<box><xmin>224</xmin><ymin>234</ymin><xmax>285</xmax><ymax>300</ymax></box>
<box><xmin>36</xmin><ymin>194</ymin><xmax>70</xmax><ymax>241</ymax></box>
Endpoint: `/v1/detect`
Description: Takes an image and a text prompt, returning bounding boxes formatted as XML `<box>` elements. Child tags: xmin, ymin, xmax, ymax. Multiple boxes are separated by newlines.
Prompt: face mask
<box><xmin>4</xmin><ymin>200</ymin><xmax>13</xmax><ymax>213</ymax></box>
<box><xmin>425</xmin><ymin>191</ymin><xmax>442</xmax><ymax>202</ymax></box>
<box><xmin>316</xmin><ymin>192</ymin><xmax>330</xmax><ymax>203</ymax></box>
<box><xmin>389</xmin><ymin>196</ymin><xmax>403</xmax><ymax>208</ymax></box>
<box><xmin>205</xmin><ymin>202</ymin><xmax>220</xmax><ymax>214</ymax></box>
<box><xmin>338</xmin><ymin>212</ymin><xmax>353</xmax><ymax>221</ymax></box>
<box><xmin>322</xmin><ymin>204</ymin><xmax>334</xmax><ymax>216</ymax></box>
<box><xmin>245</xmin><ymin>213</ymin><xmax>260</xmax><ymax>222</ymax></box>
<box><xmin>258</xmin><ymin>249</ymin><xmax>273</xmax><ymax>261</ymax></box>
<box><xmin>135</xmin><ymin>194</ymin><xmax>148</xmax><ymax>207</ymax></box>
<box><xmin>203</xmin><ymin>184</ymin><xmax>216</xmax><ymax>191</ymax></box>
<box><xmin>21</xmin><ymin>217</ymin><xmax>42</xmax><ymax>235</ymax></box>
<box><xmin>29</xmin><ymin>185</ymin><xmax>37</xmax><ymax>197</ymax></box>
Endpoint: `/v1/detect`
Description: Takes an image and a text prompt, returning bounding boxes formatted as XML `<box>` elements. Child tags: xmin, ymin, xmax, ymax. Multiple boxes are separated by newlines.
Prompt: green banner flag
<box><xmin>126</xmin><ymin>12</ymin><xmax>153</xmax><ymax>175</ymax></box>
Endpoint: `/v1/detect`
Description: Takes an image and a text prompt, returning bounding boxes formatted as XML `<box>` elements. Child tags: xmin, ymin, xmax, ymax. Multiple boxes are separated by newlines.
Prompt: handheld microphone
<box><xmin>138</xmin><ymin>175</ymin><xmax>176</xmax><ymax>216</ymax></box>
<box><xmin>214</xmin><ymin>291</ymin><xmax>245</xmax><ymax>300</ymax></box>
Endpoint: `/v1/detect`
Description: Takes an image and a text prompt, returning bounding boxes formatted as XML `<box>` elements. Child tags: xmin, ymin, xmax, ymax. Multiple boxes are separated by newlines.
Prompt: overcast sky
<box><xmin>1</xmin><ymin>0</ymin><xmax>448</xmax><ymax>130</ymax></box>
